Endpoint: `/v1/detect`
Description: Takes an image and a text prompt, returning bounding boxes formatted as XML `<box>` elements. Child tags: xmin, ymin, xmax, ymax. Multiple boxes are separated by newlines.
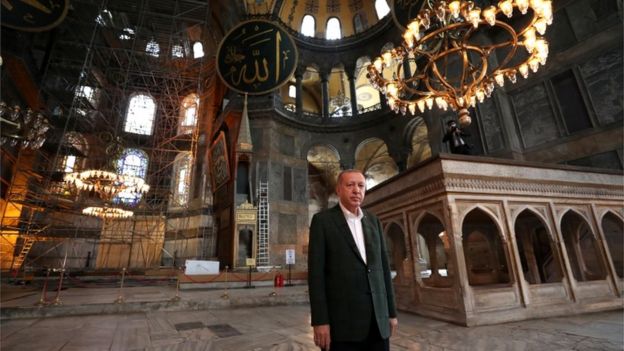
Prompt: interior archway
<box><xmin>561</xmin><ymin>211</ymin><xmax>607</xmax><ymax>282</ymax></box>
<box><xmin>601</xmin><ymin>212</ymin><xmax>623</xmax><ymax>278</ymax></box>
<box><xmin>514</xmin><ymin>210</ymin><xmax>563</xmax><ymax>284</ymax></box>
<box><xmin>462</xmin><ymin>208</ymin><xmax>511</xmax><ymax>286</ymax></box>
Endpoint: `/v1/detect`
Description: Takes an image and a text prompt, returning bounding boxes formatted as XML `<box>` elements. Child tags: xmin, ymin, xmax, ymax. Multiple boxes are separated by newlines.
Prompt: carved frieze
<box><xmin>442</xmin><ymin>176</ymin><xmax>624</xmax><ymax>200</ymax></box>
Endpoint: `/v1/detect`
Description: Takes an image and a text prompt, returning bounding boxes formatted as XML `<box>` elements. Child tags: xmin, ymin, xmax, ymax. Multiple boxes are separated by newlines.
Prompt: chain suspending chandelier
<box><xmin>367</xmin><ymin>0</ymin><xmax>553</xmax><ymax>126</ymax></box>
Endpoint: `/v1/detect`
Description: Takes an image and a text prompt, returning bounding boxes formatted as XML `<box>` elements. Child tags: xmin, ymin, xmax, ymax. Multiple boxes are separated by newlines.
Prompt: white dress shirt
<box><xmin>339</xmin><ymin>202</ymin><xmax>367</xmax><ymax>264</ymax></box>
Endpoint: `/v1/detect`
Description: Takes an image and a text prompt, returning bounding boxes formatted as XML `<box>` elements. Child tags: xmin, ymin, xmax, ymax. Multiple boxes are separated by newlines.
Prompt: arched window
<box><xmin>375</xmin><ymin>0</ymin><xmax>391</xmax><ymax>19</ymax></box>
<box><xmin>171</xmin><ymin>44</ymin><xmax>184</xmax><ymax>58</ymax></box>
<box><xmin>145</xmin><ymin>39</ymin><xmax>160</xmax><ymax>57</ymax></box>
<box><xmin>179</xmin><ymin>93</ymin><xmax>199</xmax><ymax>134</ymax></box>
<box><xmin>115</xmin><ymin>148</ymin><xmax>148</xmax><ymax>205</ymax></box>
<box><xmin>353</xmin><ymin>13</ymin><xmax>364</xmax><ymax>33</ymax></box>
<box><xmin>301</xmin><ymin>15</ymin><xmax>315</xmax><ymax>37</ymax></box>
<box><xmin>326</xmin><ymin>17</ymin><xmax>342</xmax><ymax>40</ymax></box>
<box><xmin>288</xmin><ymin>84</ymin><xmax>296</xmax><ymax>98</ymax></box>
<box><xmin>172</xmin><ymin>152</ymin><xmax>192</xmax><ymax>206</ymax></box>
<box><xmin>124</xmin><ymin>93</ymin><xmax>156</xmax><ymax>135</ymax></box>
<box><xmin>193</xmin><ymin>42</ymin><xmax>204</xmax><ymax>58</ymax></box>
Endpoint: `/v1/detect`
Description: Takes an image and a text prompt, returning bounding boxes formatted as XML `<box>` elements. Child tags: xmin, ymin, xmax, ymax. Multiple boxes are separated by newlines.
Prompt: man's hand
<box><xmin>313</xmin><ymin>324</ymin><xmax>331</xmax><ymax>350</ymax></box>
<box><xmin>389</xmin><ymin>318</ymin><xmax>398</xmax><ymax>337</ymax></box>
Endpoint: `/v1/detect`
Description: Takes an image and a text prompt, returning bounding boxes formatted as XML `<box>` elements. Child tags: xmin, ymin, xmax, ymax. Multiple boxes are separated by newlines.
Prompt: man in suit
<box><xmin>308</xmin><ymin>169</ymin><xmax>398</xmax><ymax>351</ymax></box>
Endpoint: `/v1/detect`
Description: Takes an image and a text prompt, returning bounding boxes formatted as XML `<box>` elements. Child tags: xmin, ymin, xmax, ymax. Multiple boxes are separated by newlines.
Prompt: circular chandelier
<box><xmin>64</xmin><ymin>169</ymin><xmax>150</xmax><ymax>202</ymax></box>
<box><xmin>367</xmin><ymin>0</ymin><xmax>553</xmax><ymax>126</ymax></box>
<box><xmin>82</xmin><ymin>206</ymin><xmax>134</xmax><ymax>219</ymax></box>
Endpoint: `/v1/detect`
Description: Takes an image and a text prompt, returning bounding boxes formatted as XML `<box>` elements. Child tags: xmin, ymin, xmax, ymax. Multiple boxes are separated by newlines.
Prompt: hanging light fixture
<box><xmin>82</xmin><ymin>206</ymin><xmax>134</xmax><ymax>219</ymax></box>
<box><xmin>367</xmin><ymin>0</ymin><xmax>553</xmax><ymax>126</ymax></box>
<box><xmin>0</xmin><ymin>101</ymin><xmax>51</xmax><ymax>149</ymax></box>
<box><xmin>64</xmin><ymin>169</ymin><xmax>150</xmax><ymax>202</ymax></box>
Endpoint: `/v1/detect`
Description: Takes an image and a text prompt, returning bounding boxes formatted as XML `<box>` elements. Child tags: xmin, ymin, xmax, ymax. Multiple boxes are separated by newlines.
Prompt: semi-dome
<box><xmin>246</xmin><ymin>0</ymin><xmax>392</xmax><ymax>39</ymax></box>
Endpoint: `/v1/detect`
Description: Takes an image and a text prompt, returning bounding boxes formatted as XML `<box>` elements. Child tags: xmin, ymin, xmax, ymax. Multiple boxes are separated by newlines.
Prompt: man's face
<box><xmin>336</xmin><ymin>171</ymin><xmax>366</xmax><ymax>213</ymax></box>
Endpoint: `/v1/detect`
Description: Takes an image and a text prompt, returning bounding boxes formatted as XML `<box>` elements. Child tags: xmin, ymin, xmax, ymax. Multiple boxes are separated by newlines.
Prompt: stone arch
<box><xmin>511</xmin><ymin>205</ymin><xmax>557</xmax><ymax>242</ymax></box>
<box><xmin>560</xmin><ymin>209</ymin><xmax>607</xmax><ymax>282</ymax></box>
<box><xmin>328</xmin><ymin>64</ymin><xmax>352</xmax><ymax>117</ymax></box>
<box><xmin>404</xmin><ymin>116</ymin><xmax>432</xmax><ymax>167</ymax></box>
<box><xmin>600</xmin><ymin>211</ymin><xmax>623</xmax><ymax>278</ymax></box>
<box><xmin>514</xmin><ymin>209</ymin><xmax>564</xmax><ymax>284</ymax></box>
<box><xmin>462</xmin><ymin>207</ymin><xmax>512</xmax><ymax>286</ymax></box>
<box><xmin>414</xmin><ymin>211</ymin><xmax>453</xmax><ymax>287</ymax></box>
<box><xmin>354</xmin><ymin>137</ymin><xmax>398</xmax><ymax>189</ymax></box>
<box><xmin>300</xmin><ymin>65</ymin><xmax>322</xmax><ymax>114</ymax></box>
<box><xmin>354</xmin><ymin>56</ymin><xmax>381</xmax><ymax>112</ymax></box>
<box><xmin>307</xmin><ymin>144</ymin><xmax>342</xmax><ymax>216</ymax></box>
<box><xmin>384</xmin><ymin>221</ymin><xmax>408</xmax><ymax>282</ymax></box>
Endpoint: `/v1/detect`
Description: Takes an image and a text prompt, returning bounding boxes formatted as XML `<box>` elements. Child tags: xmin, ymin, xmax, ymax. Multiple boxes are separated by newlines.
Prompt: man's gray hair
<box><xmin>337</xmin><ymin>169</ymin><xmax>365</xmax><ymax>185</ymax></box>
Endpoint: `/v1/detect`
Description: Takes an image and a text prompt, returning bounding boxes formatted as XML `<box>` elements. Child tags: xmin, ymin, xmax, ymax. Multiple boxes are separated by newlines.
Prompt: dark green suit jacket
<box><xmin>308</xmin><ymin>205</ymin><xmax>397</xmax><ymax>342</ymax></box>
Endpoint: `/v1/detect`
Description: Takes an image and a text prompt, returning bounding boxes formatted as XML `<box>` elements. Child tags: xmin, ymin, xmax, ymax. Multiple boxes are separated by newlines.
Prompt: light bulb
<box><xmin>403</xmin><ymin>30</ymin><xmax>414</xmax><ymax>48</ymax></box>
<box><xmin>524</xmin><ymin>27</ymin><xmax>536</xmax><ymax>52</ymax></box>
<box><xmin>528</xmin><ymin>57</ymin><xmax>540</xmax><ymax>72</ymax></box>
<box><xmin>476</xmin><ymin>89</ymin><xmax>485</xmax><ymax>102</ymax></box>
<box><xmin>386</xmin><ymin>83</ymin><xmax>398</xmax><ymax>97</ymax></box>
<box><xmin>382</xmin><ymin>51</ymin><xmax>393</xmax><ymax>66</ymax></box>
<box><xmin>534</xmin><ymin>18</ymin><xmax>547</xmax><ymax>35</ymax></box>
<box><xmin>373</xmin><ymin>58</ymin><xmax>383</xmax><ymax>71</ymax></box>
<box><xmin>449</xmin><ymin>1</ymin><xmax>461</xmax><ymax>18</ymax></box>
<box><xmin>541</xmin><ymin>0</ymin><xmax>553</xmax><ymax>24</ymax></box>
<box><xmin>498</xmin><ymin>0</ymin><xmax>513</xmax><ymax>17</ymax></box>
<box><xmin>495</xmin><ymin>73</ymin><xmax>505</xmax><ymax>87</ymax></box>
<box><xmin>417</xmin><ymin>100</ymin><xmax>426</xmax><ymax>113</ymax></box>
<box><xmin>518</xmin><ymin>63</ymin><xmax>529</xmax><ymax>78</ymax></box>
<box><xmin>425</xmin><ymin>97</ymin><xmax>434</xmax><ymax>109</ymax></box>
<box><xmin>516</xmin><ymin>0</ymin><xmax>529</xmax><ymax>14</ymax></box>
<box><xmin>482</xmin><ymin>6</ymin><xmax>497</xmax><ymax>26</ymax></box>
<box><xmin>407</xmin><ymin>19</ymin><xmax>420</xmax><ymax>34</ymax></box>
<box><xmin>468</xmin><ymin>8</ymin><xmax>481</xmax><ymax>28</ymax></box>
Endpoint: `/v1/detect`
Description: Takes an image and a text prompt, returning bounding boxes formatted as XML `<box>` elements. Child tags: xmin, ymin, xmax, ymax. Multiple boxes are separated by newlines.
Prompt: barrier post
<box><xmin>114</xmin><ymin>267</ymin><xmax>126</xmax><ymax>304</ymax></box>
<box><xmin>35</xmin><ymin>268</ymin><xmax>51</xmax><ymax>306</ymax></box>
<box><xmin>52</xmin><ymin>268</ymin><xmax>65</xmax><ymax>306</ymax></box>
<box><xmin>269</xmin><ymin>268</ymin><xmax>277</xmax><ymax>297</ymax></box>
<box><xmin>170</xmin><ymin>267</ymin><xmax>181</xmax><ymax>301</ymax></box>
<box><xmin>220</xmin><ymin>265</ymin><xmax>229</xmax><ymax>299</ymax></box>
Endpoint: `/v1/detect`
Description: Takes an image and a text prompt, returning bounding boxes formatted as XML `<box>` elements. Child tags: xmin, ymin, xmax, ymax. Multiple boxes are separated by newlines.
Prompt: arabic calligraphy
<box><xmin>217</xmin><ymin>20</ymin><xmax>298</xmax><ymax>95</ymax></box>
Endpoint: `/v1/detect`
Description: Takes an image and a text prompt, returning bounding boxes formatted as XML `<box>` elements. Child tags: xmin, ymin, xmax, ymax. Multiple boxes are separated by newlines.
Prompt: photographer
<box><xmin>442</xmin><ymin>120</ymin><xmax>471</xmax><ymax>155</ymax></box>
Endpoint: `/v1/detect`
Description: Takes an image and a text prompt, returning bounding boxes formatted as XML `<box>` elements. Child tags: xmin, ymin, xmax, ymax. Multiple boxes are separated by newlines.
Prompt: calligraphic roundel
<box><xmin>1</xmin><ymin>0</ymin><xmax>69</xmax><ymax>32</ymax></box>
<box><xmin>217</xmin><ymin>19</ymin><xmax>298</xmax><ymax>95</ymax></box>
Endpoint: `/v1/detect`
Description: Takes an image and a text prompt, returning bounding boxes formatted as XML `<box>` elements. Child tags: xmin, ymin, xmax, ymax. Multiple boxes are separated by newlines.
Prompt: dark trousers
<box><xmin>325</xmin><ymin>320</ymin><xmax>390</xmax><ymax>351</ymax></box>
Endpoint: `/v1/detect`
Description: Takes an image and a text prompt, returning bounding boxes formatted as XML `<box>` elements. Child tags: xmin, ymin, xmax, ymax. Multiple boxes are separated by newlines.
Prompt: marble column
<box><xmin>321</xmin><ymin>72</ymin><xmax>330</xmax><ymax>118</ymax></box>
<box><xmin>295</xmin><ymin>70</ymin><xmax>303</xmax><ymax>118</ymax></box>
<box><xmin>347</xmin><ymin>72</ymin><xmax>358</xmax><ymax>117</ymax></box>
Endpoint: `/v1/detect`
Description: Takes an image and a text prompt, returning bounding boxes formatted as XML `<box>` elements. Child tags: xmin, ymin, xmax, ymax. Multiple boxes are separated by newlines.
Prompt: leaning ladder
<box><xmin>256</xmin><ymin>181</ymin><xmax>269</xmax><ymax>267</ymax></box>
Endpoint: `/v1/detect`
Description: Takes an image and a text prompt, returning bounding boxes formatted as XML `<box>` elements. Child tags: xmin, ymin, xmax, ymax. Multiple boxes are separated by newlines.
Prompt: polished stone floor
<box><xmin>1</xmin><ymin>305</ymin><xmax>623</xmax><ymax>351</ymax></box>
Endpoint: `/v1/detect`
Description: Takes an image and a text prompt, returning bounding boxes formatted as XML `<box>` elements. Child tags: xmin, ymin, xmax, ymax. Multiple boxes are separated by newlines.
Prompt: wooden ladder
<box><xmin>11</xmin><ymin>237</ymin><xmax>36</xmax><ymax>274</ymax></box>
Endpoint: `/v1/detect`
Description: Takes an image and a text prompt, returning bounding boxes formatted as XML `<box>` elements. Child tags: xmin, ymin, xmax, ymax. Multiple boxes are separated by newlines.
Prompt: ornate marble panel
<box><xmin>512</xmin><ymin>84</ymin><xmax>559</xmax><ymax>148</ymax></box>
<box><xmin>580</xmin><ymin>48</ymin><xmax>624</xmax><ymax>126</ymax></box>
<box><xmin>478</xmin><ymin>98</ymin><xmax>504</xmax><ymax>153</ymax></box>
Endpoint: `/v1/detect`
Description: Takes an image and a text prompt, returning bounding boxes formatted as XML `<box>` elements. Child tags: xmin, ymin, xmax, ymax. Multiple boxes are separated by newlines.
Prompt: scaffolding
<box><xmin>1</xmin><ymin>0</ymin><xmax>222</xmax><ymax>273</ymax></box>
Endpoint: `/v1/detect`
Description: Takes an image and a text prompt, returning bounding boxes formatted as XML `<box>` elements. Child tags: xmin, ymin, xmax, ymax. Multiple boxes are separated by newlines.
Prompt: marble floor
<box><xmin>1</xmin><ymin>305</ymin><xmax>622</xmax><ymax>351</ymax></box>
